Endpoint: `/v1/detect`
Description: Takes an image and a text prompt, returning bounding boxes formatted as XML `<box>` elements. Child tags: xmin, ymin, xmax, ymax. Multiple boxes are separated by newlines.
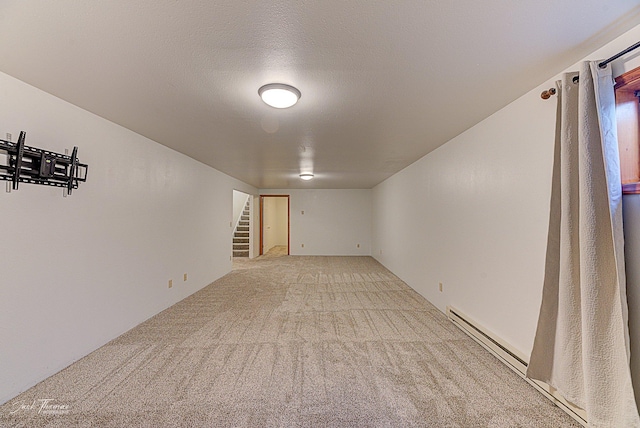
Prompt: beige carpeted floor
<box><xmin>0</xmin><ymin>254</ymin><xmax>579</xmax><ymax>427</ymax></box>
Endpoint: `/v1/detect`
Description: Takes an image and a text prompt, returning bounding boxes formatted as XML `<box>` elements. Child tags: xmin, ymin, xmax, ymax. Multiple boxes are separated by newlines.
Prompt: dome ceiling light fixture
<box><xmin>299</xmin><ymin>173</ymin><xmax>314</xmax><ymax>181</ymax></box>
<box><xmin>258</xmin><ymin>83</ymin><xmax>301</xmax><ymax>108</ymax></box>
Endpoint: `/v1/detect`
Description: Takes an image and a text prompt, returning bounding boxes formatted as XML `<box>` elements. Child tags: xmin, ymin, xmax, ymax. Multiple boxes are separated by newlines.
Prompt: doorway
<box><xmin>260</xmin><ymin>195</ymin><xmax>290</xmax><ymax>256</ymax></box>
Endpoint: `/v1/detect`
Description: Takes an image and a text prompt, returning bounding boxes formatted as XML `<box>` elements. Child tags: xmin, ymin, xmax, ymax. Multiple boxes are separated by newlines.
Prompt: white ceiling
<box><xmin>1</xmin><ymin>1</ymin><xmax>639</xmax><ymax>189</ymax></box>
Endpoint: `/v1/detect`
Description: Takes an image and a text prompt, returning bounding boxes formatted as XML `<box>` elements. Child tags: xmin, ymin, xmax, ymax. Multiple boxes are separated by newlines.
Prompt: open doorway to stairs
<box><xmin>260</xmin><ymin>195</ymin><xmax>290</xmax><ymax>256</ymax></box>
<box><xmin>232</xmin><ymin>190</ymin><xmax>254</xmax><ymax>259</ymax></box>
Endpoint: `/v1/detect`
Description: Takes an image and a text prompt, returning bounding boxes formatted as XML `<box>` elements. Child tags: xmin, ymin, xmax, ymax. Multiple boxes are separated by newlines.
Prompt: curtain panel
<box><xmin>527</xmin><ymin>61</ymin><xmax>639</xmax><ymax>427</ymax></box>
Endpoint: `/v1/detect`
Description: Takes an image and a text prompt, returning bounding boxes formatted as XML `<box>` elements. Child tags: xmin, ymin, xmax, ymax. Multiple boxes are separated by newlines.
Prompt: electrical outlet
<box><xmin>168</xmin><ymin>279</ymin><xmax>173</xmax><ymax>289</ymax></box>
<box><xmin>5</xmin><ymin>133</ymin><xmax>11</xmax><ymax>142</ymax></box>
<box><xmin>301</xmin><ymin>243</ymin><xmax>304</xmax><ymax>248</ymax></box>
<box><xmin>357</xmin><ymin>243</ymin><xmax>360</xmax><ymax>248</ymax></box>
<box><xmin>439</xmin><ymin>282</ymin><xmax>443</xmax><ymax>292</ymax></box>
<box><xmin>184</xmin><ymin>273</ymin><xmax>188</xmax><ymax>282</ymax></box>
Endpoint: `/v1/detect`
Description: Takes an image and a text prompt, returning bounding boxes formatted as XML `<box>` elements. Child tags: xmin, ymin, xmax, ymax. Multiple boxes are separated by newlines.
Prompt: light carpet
<box><xmin>0</xmin><ymin>254</ymin><xmax>579</xmax><ymax>427</ymax></box>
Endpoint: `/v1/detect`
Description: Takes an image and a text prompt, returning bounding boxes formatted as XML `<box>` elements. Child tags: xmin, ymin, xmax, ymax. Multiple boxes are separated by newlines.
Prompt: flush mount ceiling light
<box><xmin>299</xmin><ymin>173</ymin><xmax>314</xmax><ymax>181</ymax></box>
<box><xmin>258</xmin><ymin>83</ymin><xmax>301</xmax><ymax>108</ymax></box>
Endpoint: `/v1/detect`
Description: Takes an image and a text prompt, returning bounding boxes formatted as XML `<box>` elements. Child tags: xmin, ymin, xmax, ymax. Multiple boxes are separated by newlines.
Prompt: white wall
<box><xmin>0</xmin><ymin>71</ymin><xmax>257</xmax><ymax>405</ymax></box>
<box><xmin>372</xmin><ymin>23</ymin><xmax>640</xmax><ymax>359</ymax></box>
<box><xmin>262</xmin><ymin>196</ymin><xmax>288</xmax><ymax>252</ymax></box>
<box><xmin>261</xmin><ymin>189</ymin><xmax>371</xmax><ymax>256</ymax></box>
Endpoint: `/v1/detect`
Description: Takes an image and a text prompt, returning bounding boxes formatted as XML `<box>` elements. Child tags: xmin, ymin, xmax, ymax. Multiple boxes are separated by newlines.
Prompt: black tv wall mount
<box><xmin>0</xmin><ymin>131</ymin><xmax>88</xmax><ymax>195</ymax></box>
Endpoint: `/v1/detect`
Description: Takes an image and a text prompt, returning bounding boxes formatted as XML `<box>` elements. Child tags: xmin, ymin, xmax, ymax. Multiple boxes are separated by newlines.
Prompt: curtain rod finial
<box><xmin>541</xmin><ymin>87</ymin><xmax>557</xmax><ymax>100</ymax></box>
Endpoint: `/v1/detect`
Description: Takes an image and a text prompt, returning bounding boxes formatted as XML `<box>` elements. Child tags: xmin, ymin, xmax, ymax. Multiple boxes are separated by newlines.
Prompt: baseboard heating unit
<box><xmin>446</xmin><ymin>306</ymin><xmax>587</xmax><ymax>427</ymax></box>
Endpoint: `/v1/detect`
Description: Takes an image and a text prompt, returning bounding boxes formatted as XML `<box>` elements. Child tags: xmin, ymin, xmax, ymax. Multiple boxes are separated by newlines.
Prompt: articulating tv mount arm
<box><xmin>0</xmin><ymin>131</ymin><xmax>88</xmax><ymax>195</ymax></box>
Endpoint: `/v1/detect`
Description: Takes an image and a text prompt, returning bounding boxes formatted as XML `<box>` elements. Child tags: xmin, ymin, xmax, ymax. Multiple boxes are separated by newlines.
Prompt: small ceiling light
<box><xmin>259</xmin><ymin>83</ymin><xmax>301</xmax><ymax>108</ymax></box>
<box><xmin>299</xmin><ymin>173</ymin><xmax>314</xmax><ymax>181</ymax></box>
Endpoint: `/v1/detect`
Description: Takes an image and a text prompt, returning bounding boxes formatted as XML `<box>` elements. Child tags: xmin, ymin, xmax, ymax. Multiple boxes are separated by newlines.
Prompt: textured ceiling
<box><xmin>1</xmin><ymin>1</ymin><xmax>639</xmax><ymax>188</ymax></box>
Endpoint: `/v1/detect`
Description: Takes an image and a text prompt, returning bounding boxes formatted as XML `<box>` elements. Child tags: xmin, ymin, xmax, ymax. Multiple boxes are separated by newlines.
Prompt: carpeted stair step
<box><xmin>232</xmin><ymin>199</ymin><xmax>251</xmax><ymax>258</ymax></box>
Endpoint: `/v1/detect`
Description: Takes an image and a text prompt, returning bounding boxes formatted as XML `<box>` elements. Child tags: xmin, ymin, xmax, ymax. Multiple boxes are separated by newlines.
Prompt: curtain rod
<box><xmin>599</xmin><ymin>40</ymin><xmax>640</xmax><ymax>69</ymax></box>
<box><xmin>541</xmin><ymin>40</ymin><xmax>640</xmax><ymax>99</ymax></box>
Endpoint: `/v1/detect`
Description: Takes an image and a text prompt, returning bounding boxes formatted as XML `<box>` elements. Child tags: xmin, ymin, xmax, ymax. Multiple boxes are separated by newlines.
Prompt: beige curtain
<box><xmin>527</xmin><ymin>61</ymin><xmax>639</xmax><ymax>427</ymax></box>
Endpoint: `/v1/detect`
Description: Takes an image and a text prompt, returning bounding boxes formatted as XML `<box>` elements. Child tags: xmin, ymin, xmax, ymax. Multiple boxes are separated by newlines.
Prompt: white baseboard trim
<box><xmin>446</xmin><ymin>306</ymin><xmax>587</xmax><ymax>427</ymax></box>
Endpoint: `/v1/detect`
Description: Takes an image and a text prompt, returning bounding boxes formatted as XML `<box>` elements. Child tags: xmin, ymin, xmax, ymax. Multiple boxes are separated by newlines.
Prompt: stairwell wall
<box><xmin>232</xmin><ymin>190</ymin><xmax>250</xmax><ymax>229</ymax></box>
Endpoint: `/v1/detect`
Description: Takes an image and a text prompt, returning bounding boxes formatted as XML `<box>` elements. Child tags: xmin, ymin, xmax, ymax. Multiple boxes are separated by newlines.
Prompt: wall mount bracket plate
<box><xmin>0</xmin><ymin>131</ymin><xmax>88</xmax><ymax>194</ymax></box>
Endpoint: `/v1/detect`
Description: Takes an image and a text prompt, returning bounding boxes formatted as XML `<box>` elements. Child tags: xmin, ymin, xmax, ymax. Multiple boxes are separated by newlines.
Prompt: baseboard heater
<box><xmin>446</xmin><ymin>306</ymin><xmax>587</xmax><ymax>427</ymax></box>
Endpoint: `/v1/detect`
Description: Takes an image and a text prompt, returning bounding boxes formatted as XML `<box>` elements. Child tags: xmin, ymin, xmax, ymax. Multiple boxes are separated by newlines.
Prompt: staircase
<box><xmin>233</xmin><ymin>200</ymin><xmax>250</xmax><ymax>258</ymax></box>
